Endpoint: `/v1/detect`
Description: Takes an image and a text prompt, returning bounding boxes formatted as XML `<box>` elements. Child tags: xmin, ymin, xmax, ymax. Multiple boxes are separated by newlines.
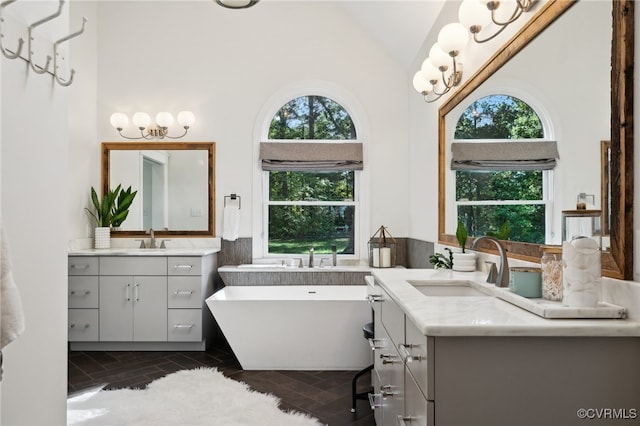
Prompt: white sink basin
<box><xmin>407</xmin><ymin>280</ymin><xmax>490</xmax><ymax>297</ymax></box>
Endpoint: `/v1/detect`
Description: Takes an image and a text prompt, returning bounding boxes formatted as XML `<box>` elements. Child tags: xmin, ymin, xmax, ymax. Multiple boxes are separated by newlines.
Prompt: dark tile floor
<box><xmin>68</xmin><ymin>339</ymin><xmax>375</xmax><ymax>426</ymax></box>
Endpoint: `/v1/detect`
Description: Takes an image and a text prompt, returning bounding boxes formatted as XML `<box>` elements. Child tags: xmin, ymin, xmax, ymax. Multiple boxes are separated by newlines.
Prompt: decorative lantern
<box><xmin>368</xmin><ymin>226</ymin><xmax>397</xmax><ymax>268</ymax></box>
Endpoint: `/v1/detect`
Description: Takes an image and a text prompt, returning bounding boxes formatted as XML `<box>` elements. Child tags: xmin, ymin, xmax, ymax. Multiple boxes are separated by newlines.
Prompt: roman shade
<box><xmin>451</xmin><ymin>141</ymin><xmax>559</xmax><ymax>171</ymax></box>
<box><xmin>260</xmin><ymin>142</ymin><xmax>363</xmax><ymax>171</ymax></box>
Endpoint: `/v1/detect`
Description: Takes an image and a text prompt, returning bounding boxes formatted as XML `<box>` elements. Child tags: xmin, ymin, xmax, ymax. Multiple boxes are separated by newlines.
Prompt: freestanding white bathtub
<box><xmin>206</xmin><ymin>285</ymin><xmax>372</xmax><ymax>370</ymax></box>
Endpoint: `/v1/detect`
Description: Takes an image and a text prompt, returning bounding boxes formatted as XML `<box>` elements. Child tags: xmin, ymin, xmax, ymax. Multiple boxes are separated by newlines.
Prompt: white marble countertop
<box><xmin>370</xmin><ymin>268</ymin><xmax>640</xmax><ymax>337</ymax></box>
<box><xmin>68</xmin><ymin>237</ymin><xmax>221</xmax><ymax>256</ymax></box>
<box><xmin>69</xmin><ymin>247</ymin><xmax>220</xmax><ymax>256</ymax></box>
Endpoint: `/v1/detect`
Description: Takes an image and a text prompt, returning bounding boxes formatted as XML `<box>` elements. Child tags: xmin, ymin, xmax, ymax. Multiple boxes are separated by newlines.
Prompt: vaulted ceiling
<box><xmin>331</xmin><ymin>1</ymin><xmax>446</xmax><ymax>69</ymax></box>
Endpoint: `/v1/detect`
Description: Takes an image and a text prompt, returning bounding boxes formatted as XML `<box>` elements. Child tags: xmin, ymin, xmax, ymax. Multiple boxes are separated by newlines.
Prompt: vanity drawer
<box><xmin>68</xmin><ymin>257</ymin><xmax>99</xmax><ymax>276</ymax></box>
<box><xmin>380</xmin><ymin>287</ymin><xmax>404</xmax><ymax>347</ymax></box>
<box><xmin>405</xmin><ymin>317</ymin><xmax>434</xmax><ymax>401</ymax></box>
<box><xmin>68</xmin><ymin>276</ymin><xmax>99</xmax><ymax>309</ymax></box>
<box><xmin>167</xmin><ymin>309</ymin><xmax>202</xmax><ymax>342</ymax></box>
<box><xmin>168</xmin><ymin>257</ymin><xmax>202</xmax><ymax>276</ymax></box>
<box><xmin>68</xmin><ymin>309</ymin><xmax>99</xmax><ymax>341</ymax></box>
<box><xmin>100</xmin><ymin>257</ymin><xmax>167</xmax><ymax>276</ymax></box>
<box><xmin>168</xmin><ymin>276</ymin><xmax>202</xmax><ymax>308</ymax></box>
<box><xmin>405</xmin><ymin>368</ymin><xmax>434</xmax><ymax>425</ymax></box>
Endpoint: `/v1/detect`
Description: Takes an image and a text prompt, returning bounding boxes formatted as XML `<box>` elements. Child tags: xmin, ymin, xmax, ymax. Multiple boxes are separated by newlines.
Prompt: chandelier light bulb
<box><xmin>420</xmin><ymin>58</ymin><xmax>441</xmax><ymax>83</ymax></box>
<box><xmin>437</xmin><ymin>23</ymin><xmax>469</xmax><ymax>55</ymax></box>
<box><xmin>110</xmin><ymin>112</ymin><xmax>128</xmax><ymax>129</ymax></box>
<box><xmin>428</xmin><ymin>43</ymin><xmax>451</xmax><ymax>70</ymax></box>
<box><xmin>132</xmin><ymin>112</ymin><xmax>151</xmax><ymax>129</ymax></box>
<box><xmin>459</xmin><ymin>0</ymin><xmax>491</xmax><ymax>31</ymax></box>
<box><xmin>177</xmin><ymin>111</ymin><xmax>195</xmax><ymax>128</ymax></box>
<box><xmin>156</xmin><ymin>112</ymin><xmax>174</xmax><ymax>128</ymax></box>
<box><xmin>412</xmin><ymin>71</ymin><xmax>431</xmax><ymax>94</ymax></box>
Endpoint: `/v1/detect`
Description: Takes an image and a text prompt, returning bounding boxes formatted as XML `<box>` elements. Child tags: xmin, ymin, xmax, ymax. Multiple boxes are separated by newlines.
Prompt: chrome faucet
<box><xmin>308</xmin><ymin>246</ymin><xmax>314</xmax><ymax>268</ymax></box>
<box><xmin>147</xmin><ymin>228</ymin><xmax>156</xmax><ymax>249</ymax></box>
<box><xmin>470</xmin><ymin>236</ymin><xmax>509</xmax><ymax>287</ymax></box>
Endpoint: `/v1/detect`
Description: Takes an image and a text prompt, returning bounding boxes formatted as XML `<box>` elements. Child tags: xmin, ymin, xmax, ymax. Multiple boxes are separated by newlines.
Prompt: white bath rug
<box><xmin>67</xmin><ymin>367</ymin><xmax>324</xmax><ymax>426</ymax></box>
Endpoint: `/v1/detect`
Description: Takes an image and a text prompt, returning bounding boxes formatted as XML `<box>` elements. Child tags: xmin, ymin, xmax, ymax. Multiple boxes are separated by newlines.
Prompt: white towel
<box><xmin>1</xmin><ymin>226</ymin><xmax>25</xmax><ymax>350</ymax></box>
<box><xmin>222</xmin><ymin>203</ymin><xmax>240</xmax><ymax>242</ymax></box>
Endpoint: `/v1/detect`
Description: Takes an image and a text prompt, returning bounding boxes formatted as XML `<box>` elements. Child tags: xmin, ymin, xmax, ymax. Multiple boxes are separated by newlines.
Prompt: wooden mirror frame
<box><xmin>102</xmin><ymin>141</ymin><xmax>216</xmax><ymax>237</ymax></box>
<box><xmin>438</xmin><ymin>0</ymin><xmax>633</xmax><ymax>279</ymax></box>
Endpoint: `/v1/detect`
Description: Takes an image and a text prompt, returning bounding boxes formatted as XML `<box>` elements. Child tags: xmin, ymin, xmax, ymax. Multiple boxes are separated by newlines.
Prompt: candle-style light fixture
<box><xmin>412</xmin><ymin>23</ymin><xmax>468</xmax><ymax>103</ymax></box>
<box><xmin>458</xmin><ymin>0</ymin><xmax>534</xmax><ymax>43</ymax></box>
<box><xmin>110</xmin><ymin>111</ymin><xmax>195</xmax><ymax>140</ymax></box>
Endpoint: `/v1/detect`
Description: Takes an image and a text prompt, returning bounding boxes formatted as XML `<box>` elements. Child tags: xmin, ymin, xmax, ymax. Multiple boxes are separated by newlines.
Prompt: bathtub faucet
<box><xmin>309</xmin><ymin>246</ymin><xmax>314</xmax><ymax>268</ymax></box>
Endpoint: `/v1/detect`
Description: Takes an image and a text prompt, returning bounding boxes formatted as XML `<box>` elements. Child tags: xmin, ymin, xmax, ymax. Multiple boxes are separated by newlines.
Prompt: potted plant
<box><xmin>452</xmin><ymin>220</ymin><xmax>477</xmax><ymax>271</ymax></box>
<box><xmin>429</xmin><ymin>247</ymin><xmax>453</xmax><ymax>269</ymax></box>
<box><xmin>86</xmin><ymin>184</ymin><xmax>137</xmax><ymax>248</ymax></box>
<box><xmin>111</xmin><ymin>186</ymin><xmax>138</xmax><ymax>229</ymax></box>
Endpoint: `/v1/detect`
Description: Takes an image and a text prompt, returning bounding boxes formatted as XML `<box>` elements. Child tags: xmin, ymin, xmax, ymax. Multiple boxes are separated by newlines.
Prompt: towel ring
<box><xmin>224</xmin><ymin>194</ymin><xmax>241</xmax><ymax>209</ymax></box>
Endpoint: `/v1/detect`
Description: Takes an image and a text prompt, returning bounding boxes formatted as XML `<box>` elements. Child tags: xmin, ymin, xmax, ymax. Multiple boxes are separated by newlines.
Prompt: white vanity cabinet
<box><xmin>368</xmin><ymin>280</ymin><xmax>428</xmax><ymax>426</ymax></box>
<box><xmin>167</xmin><ymin>256</ymin><xmax>214</xmax><ymax>343</ymax></box>
<box><xmin>369</xmin><ymin>271</ymin><xmax>640</xmax><ymax>426</ymax></box>
<box><xmin>99</xmin><ymin>257</ymin><xmax>168</xmax><ymax>342</ymax></box>
<box><xmin>68</xmin><ymin>252</ymin><xmax>217</xmax><ymax>351</ymax></box>
<box><xmin>68</xmin><ymin>257</ymin><xmax>99</xmax><ymax>342</ymax></box>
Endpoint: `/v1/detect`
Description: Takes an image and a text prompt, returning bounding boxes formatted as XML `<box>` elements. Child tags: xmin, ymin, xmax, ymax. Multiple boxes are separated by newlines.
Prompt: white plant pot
<box><xmin>452</xmin><ymin>252</ymin><xmax>477</xmax><ymax>272</ymax></box>
<box><xmin>94</xmin><ymin>226</ymin><xmax>111</xmax><ymax>249</ymax></box>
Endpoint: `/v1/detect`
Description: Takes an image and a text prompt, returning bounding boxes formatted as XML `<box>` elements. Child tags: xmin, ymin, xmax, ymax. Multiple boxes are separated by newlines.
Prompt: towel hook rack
<box><xmin>27</xmin><ymin>0</ymin><xmax>64</xmax><ymax>74</ymax></box>
<box><xmin>53</xmin><ymin>16</ymin><xmax>86</xmax><ymax>86</ymax></box>
<box><xmin>0</xmin><ymin>0</ymin><xmax>23</xmax><ymax>59</ymax></box>
<box><xmin>224</xmin><ymin>194</ymin><xmax>241</xmax><ymax>209</ymax></box>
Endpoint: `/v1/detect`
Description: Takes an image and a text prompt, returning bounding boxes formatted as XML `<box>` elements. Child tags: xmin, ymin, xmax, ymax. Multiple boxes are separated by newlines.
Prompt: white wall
<box><xmin>72</xmin><ymin>1</ymin><xmax>410</xmax><ymax>256</ymax></box>
<box><xmin>1</xmin><ymin>1</ymin><xmax>74</xmax><ymax>424</ymax></box>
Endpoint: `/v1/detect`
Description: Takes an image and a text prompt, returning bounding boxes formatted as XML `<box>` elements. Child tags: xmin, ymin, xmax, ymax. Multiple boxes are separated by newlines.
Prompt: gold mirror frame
<box><xmin>438</xmin><ymin>0</ymin><xmax>633</xmax><ymax>279</ymax></box>
<box><xmin>102</xmin><ymin>141</ymin><xmax>216</xmax><ymax>237</ymax></box>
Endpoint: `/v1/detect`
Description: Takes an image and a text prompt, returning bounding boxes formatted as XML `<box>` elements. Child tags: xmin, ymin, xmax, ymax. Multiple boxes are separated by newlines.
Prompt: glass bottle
<box><xmin>540</xmin><ymin>245</ymin><xmax>563</xmax><ymax>301</ymax></box>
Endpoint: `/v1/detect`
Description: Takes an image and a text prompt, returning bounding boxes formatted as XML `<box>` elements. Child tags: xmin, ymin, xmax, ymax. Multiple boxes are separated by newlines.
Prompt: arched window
<box><xmin>260</xmin><ymin>95</ymin><xmax>361</xmax><ymax>257</ymax></box>
<box><xmin>452</xmin><ymin>94</ymin><xmax>555</xmax><ymax>244</ymax></box>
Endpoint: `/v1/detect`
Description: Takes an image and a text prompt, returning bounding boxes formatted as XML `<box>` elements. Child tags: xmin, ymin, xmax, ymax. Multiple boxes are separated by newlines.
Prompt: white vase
<box><xmin>452</xmin><ymin>252</ymin><xmax>477</xmax><ymax>272</ymax></box>
<box><xmin>94</xmin><ymin>226</ymin><xmax>111</xmax><ymax>249</ymax></box>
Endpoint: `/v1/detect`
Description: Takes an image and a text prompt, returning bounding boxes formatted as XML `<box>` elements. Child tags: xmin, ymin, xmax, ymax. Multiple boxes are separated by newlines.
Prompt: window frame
<box><xmin>449</xmin><ymin>93</ymin><xmax>556</xmax><ymax>245</ymax></box>
<box><xmin>253</xmin><ymin>87</ymin><xmax>368</xmax><ymax>262</ymax></box>
<box><xmin>261</xmin><ymin>161</ymin><xmax>361</xmax><ymax>259</ymax></box>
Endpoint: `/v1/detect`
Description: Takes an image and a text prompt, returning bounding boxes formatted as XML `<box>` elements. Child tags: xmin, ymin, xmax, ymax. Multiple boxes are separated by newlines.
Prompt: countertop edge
<box><xmin>371</xmin><ymin>269</ymin><xmax>640</xmax><ymax>338</ymax></box>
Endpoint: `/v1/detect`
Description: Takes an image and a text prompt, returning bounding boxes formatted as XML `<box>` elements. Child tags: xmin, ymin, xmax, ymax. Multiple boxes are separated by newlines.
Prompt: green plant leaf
<box><xmin>111</xmin><ymin>186</ymin><xmax>138</xmax><ymax>227</ymax></box>
<box><xmin>456</xmin><ymin>220</ymin><xmax>468</xmax><ymax>253</ymax></box>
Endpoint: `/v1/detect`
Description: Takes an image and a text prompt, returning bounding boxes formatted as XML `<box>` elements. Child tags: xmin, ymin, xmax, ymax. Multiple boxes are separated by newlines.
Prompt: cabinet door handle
<box><xmin>126</xmin><ymin>283</ymin><xmax>131</xmax><ymax>301</ymax></box>
<box><xmin>173</xmin><ymin>264</ymin><xmax>193</xmax><ymax>270</ymax></box>
<box><xmin>399</xmin><ymin>343</ymin><xmax>422</xmax><ymax>363</ymax></box>
<box><xmin>69</xmin><ymin>290</ymin><xmax>91</xmax><ymax>296</ymax></box>
<box><xmin>380</xmin><ymin>385</ymin><xmax>395</xmax><ymax>396</ymax></box>
<box><xmin>70</xmin><ymin>264</ymin><xmax>90</xmax><ymax>270</ymax></box>
<box><xmin>134</xmin><ymin>283</ymin><xmax>140</xmax><ymax>301</ymax></box>
<box><xmin>367</xmin><ymin>294</ymin><xmax>383</xmax><ymax>303</ymax></box>
<box><xmin>368</xmin><ymin>393</ymin><xmax>382</xmax><ymax>409</ymax></box>
<box><xmin>368</xmin><ymin>338</ymin><xmax>384</xmax><ymax>351</ymax></box>
<box><xmin>69</xmin><ymin>323</ymin><xmax>90</xmax><ymax>329</ymax></box>
<box><xmin>396</xmin><ymin>415</ymin><xmax>415</xmax><ymax>426</ymax></box>
<box><xmin>173</xmin><ymin>324</ymin><xmax>194</xmax><ymax>329</ymax></box>
<box><xmin>173</xmin><ymin>290</ymin><xmax>194</xmax><ymax>296</ymax></box>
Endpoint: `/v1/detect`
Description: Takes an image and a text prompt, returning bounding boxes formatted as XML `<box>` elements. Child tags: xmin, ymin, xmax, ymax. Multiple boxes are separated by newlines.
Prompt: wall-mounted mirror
<box><xmin>438</xmin><ymin>0</ymin><xmax>633</xmax><ymax>279</ymax></box>
<box><xmin>102</xmin><ymin>142</ymin><xmax>216</xmax><ymax>237</ymax></box>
